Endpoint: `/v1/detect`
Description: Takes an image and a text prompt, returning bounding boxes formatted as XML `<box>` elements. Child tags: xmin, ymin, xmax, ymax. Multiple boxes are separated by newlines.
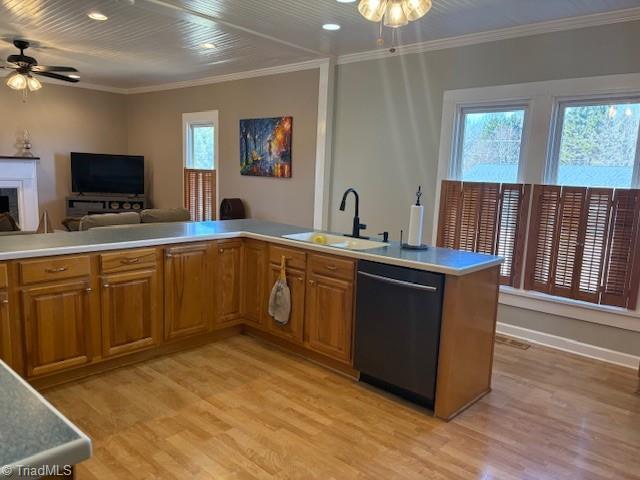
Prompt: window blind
<box><xmin>184</xmin><ymin>168</ymin><xmax>216</xmax><ymax>221</ymax></box>
<box><xmin>524</xmin><ymin>185</ymin><xmax>640</xmax><ymax>309</ymax></box>
<box><xmin>437</xmin><ymin>180</ymin><xmax>531</xmax><ymax>286</ymax></box>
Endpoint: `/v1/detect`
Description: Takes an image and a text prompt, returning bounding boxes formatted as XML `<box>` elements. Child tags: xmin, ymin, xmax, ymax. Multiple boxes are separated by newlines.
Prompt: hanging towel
<box><xmin>268</xmin><ymin>255</ymin><xmax>291</xmax><ymax>325</ymax></box>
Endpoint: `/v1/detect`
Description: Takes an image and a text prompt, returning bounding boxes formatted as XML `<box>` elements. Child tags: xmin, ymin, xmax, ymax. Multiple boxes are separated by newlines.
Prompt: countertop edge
<box><xmin>0</xmin><ymin>229</ymin><xmax>503</xmax><ymax>276</ymax></box>
<box><xmin>1</xmin><ymin>361</ymin><xmax>92</xmax><ymax>474</ymax></box>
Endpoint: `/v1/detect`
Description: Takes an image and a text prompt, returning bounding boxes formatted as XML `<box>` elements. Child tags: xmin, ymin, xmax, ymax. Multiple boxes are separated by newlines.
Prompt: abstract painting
<box><xmin>240</xmin><ymin>116</ymin><xmax>292</xmax><ymax>178</ymax></box>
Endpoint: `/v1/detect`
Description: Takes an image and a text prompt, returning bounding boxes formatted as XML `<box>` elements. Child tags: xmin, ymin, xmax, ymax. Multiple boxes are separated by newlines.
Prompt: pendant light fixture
<box><xmin>358</xmin><ymin>0</ymin><xmax>432</xmax><ymax>26</ymax></box>
<box><xmin>358</xmin><ymin>0</ymin><xmax>432</xmax><ymax>49</ymax></box>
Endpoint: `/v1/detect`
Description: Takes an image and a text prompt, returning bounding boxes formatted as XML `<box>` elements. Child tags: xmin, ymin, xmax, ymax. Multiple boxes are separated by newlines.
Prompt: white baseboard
<box><xmin>496</xmin><ymin>322</ymin><xmax>640</xmax><ymax>370</ymax></box>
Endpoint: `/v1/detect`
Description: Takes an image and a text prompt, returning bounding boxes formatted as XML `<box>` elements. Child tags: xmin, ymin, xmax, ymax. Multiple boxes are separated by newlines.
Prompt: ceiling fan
<box><xmin>1</xmin><ymin>39</ymin><xmax>79</xmax><ymax>92</ymax></box>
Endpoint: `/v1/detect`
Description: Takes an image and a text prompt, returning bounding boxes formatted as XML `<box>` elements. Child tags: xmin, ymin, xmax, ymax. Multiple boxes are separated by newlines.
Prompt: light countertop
<box><xmin>0</xmin><ymin>361</ymin><xmax>91</xmax><ymax>478</ymax></box>
<box><xmin>0</xmin><ymin>219</ymin><xmax>502</xmax><ymax>276</ymax></box>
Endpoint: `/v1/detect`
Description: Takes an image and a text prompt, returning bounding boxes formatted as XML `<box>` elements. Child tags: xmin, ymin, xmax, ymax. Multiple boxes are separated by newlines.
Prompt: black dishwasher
<box><xmin>354</xmin><ymin>260</ymin><xmax>444</xmax><ymax>408</ymax></box>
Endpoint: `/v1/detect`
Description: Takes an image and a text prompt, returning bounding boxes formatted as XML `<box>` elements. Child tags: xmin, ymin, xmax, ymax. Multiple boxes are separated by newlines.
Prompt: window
<box><xmin>437</xmin><ymin>75</ymin><xmax>640</xmax><ymax>318</ymax></box>
<box><xmin>437</xmin><ymin>180</ymin><xmax>530</xmax><ymax>287</ymax></box>
<box><xmin>182</xmin><ymin>111</ymin><xmax>218</xmax><ymax>221</ymax></box>
<box><xmin>524</xmin><ymin>185</ymin><xmax>640</xmax><ymax>310</ymax></box>
<box><xmin>453</xmin><ymin>106</ymin><xmax>527</xmax><ymax>183</ymax></box>
<box><xmin>187</xmin><ymin>123</ymin><xmax>215</xmax><ymax>170</ymax></box>
<box><xmin>549</xmin><ymin>99</ymin><xmax>640</xmax><ymax>188</ymax></box>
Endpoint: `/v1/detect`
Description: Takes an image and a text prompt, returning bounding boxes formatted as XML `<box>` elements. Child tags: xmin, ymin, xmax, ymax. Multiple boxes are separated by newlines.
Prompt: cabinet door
<box><xmin>242</xmin><ymin>240</ymin><xmax>267</xmax><ymax>327</ymax></box>
<box><xmin>215</xmin><ymin>240</ymin><xmax>243</xmax><ymax>326</ymax></box>
<box><xmin>305</xmin><ymin>273</ymin><xmax>354</xmax><ymax>363</ymax></box>
<box><xmin>22</xmin><ymin>281</ymin><xmax>94</xmax><ymax>377</ymax></box>
<box><xmin>266</xmin><ymin>265</ymin><xmax>305</xmax><ymax>344</ymax></box>
<box><xmin>164</xmin><ymin>243</ymin><xmax>213</xmax><ymax>340</ymax></box>
<box><xmin>101</xmin><ymin>269</ymin><xmax>161</xmax><ymax>358</ymax></box>
<box><xmin>0</xmin><ymin>291</ymin><xmax>11</xmax><ymax>367</ymax></box>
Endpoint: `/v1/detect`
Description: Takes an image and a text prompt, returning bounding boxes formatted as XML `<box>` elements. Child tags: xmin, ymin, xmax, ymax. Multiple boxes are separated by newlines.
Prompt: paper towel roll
<box><xmin>407</xmin><ymin>204</ymin><xmax>424</xmax><ymax>246</ymax></box>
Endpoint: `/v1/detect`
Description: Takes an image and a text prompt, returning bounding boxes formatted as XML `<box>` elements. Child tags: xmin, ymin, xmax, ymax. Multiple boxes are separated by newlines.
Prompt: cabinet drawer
<box><xmin>0</xmin><ymin>264</ymin><xmax>7</xmax><ymax>289</ymax></box>
<box><xmin>308</xmin><ymin>253</ymin><xmax>355</xmax><ymax>281</ymax></box>
<box><xmin>19</xmin><ymin>256</ymin><xmax>90</xmax><ymax>285</ymax></box>
<box><xmin>100</xmin><ymin>248</ymin><xmax>157</xmax><ymax>274</ymax></box>
<box><xmin>269</xmin><ymin>245</ymin><xmax>306</xmax><ymax>270</ymax></box>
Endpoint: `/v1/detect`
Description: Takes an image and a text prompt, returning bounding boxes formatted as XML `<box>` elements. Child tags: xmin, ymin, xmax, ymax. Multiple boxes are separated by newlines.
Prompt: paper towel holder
<box><xmin>400</xmin><ymin>229</ymin><xmax>429</xmax><ymax>251</ymax></box>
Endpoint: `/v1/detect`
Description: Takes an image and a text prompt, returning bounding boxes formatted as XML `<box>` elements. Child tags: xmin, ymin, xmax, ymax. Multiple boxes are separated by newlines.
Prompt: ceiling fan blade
<box><xmin>32</xmin><ymin>65</ymin><xmax>78</xmax><ymax>72</ymax></box>
<box><xmin>34</xmin><ymin>71</ymin><xmax>79</xmax><ymax>83</ymax></box>
<box><xmin>2</xmin><ymin>62</ymin><xmax>19</xmax><ymax>69</ymax></box>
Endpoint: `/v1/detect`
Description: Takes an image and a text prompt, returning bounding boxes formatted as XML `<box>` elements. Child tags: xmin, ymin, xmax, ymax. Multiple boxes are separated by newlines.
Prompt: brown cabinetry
<box><xmin>22</xmin><ymin>280</ymin><xmax>95</xmax><ymax>377</ymax></box>
<box><xmin>266</xmin><ymin>263</ymin><xmax>306</xmax><ymax>344</ymax></box>
<box><xmin>101</xmin><ymin>268</ymin><xmax>161</xmax><ymax>358</ymax></box>
<box><xmin>305</xmin><ymin>254</ymin><xmax>355</xmax><ymax>363</ymax></box>
<box><xmin>164</xmin><ymin>243</ymin><xmax>213</xmax><ymax>340</ymax></box>
<box><xmin>0</xmin><ymin>289</ymin><xmax>11</xmax><ymax>367</ymax></box>
<box><xmin>215</xmin><ymin>240</ymin><xmax>243</xmax><ymax>327</ymax></box>
<box><xmin>242</xmin><ymin>239</ymin><xmax>267</xmax><ymax>327</ymax></box>
<box><xmin>0</xmin><ymin>264</ymin><xmax>10</xmax><ymax>367</ymax></box>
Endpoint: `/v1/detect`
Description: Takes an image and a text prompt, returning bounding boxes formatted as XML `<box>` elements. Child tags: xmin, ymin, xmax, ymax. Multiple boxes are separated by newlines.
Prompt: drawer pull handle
<box><xmin>45</xmin><ymin>267</ymin><xmax>67</xmax><ymax>274</ymax></box>
<box><xmin>120</xmin><ymin>257</ymin><xmax>140</xmax><ymax>265</ymax></box>
<box><xmin>103</xmin><ymin>284</ymin><xmax>110</xmax><ymax>288</ymax></box>
<box><xmin>326</xmin><ymin>265</ymin><xmax>338</xmax><ymax>271</ymax></box>
<box><xmin>85</xmin><ymin>287</ymin><xmax>93</xmax><ymax>293</ymax></box>
<box><xmin>165</xmin><ymin>253</ymin><xmax>173</xmax><ymax>259</ymax></box>
<box><xmin>309</xmin><ymin>279</ymin><xmax>315</xmax><ymax>286</ymax></box>
<box><xmin>1</xmin><ymin>298</ymin><xmax>8</xmax><ymax>304</ymax></box>
<box><xmin>219</xmin><ymin>248</ymin><xmax>224</xmax><ymax>253</ymax></box>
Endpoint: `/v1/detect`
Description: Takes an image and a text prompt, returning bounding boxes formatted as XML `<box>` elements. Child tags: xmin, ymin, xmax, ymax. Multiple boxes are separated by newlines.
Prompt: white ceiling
<box><xmin>1</xmin><ymin>0</ymin><xmax>639</xmax><ymax>89</ymax></box>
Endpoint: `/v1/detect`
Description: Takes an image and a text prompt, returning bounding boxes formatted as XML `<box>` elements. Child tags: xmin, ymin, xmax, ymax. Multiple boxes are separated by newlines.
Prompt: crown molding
<box><xmin>124</xmin><ymin>58</ymin><xmax>330</xmax><ymax>95</ymax></box>
<box><xmin>336</xmin><ymin>6</ymin><xmax>640</xmax><ymax>65</ymax></box>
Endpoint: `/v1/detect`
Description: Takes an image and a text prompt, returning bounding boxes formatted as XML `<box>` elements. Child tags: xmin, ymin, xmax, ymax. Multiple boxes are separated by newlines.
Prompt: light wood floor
<box><xmin>44</xmin><ymin>335</ymin><xmax>640</xmax><ymax>480</ymax></box>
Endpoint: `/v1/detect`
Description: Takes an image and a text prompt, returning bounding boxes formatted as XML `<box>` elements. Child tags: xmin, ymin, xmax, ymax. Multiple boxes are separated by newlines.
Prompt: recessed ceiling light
<box><xmin>88</xmin><ymin>11</ymin><xmax>108</xmax><ymax>21</ymax></box>
<box><xmin>68</xmin><ymin>74</ymin><xmax>80</xmax><ymax>79</ymax></box>
<box><xmin>336</xmin><ymin>0</ymin><xmax>356</xmax><ymax>3</ymax></box>
<box><xmin>322</xmin><ymin>23</ymin><xmax>341</xmax><ymax>31</ymax></box>
<box><xmin>200</xmin><ymin>42</ymin><xmax>217</xmax><ymax>49</ymax></box>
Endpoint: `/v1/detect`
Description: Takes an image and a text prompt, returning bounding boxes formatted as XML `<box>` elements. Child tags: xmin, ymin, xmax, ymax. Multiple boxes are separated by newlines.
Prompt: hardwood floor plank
<box><xmin>43</xmin><ymin>335</ymin><xmax>640</xmax><ymax>479</ymax></box>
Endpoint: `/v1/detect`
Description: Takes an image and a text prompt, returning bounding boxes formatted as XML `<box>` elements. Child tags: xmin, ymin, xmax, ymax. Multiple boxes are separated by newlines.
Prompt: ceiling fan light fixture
<box><xmin>6</xmin><ymin>72</ymin><xmax>27</xmax><ymax>90</ymax></box>
<box><xmin>27</xmin><ymin>75</ymin><xmax>42</xmax><ymax>91</ymax></box>
<box><xmin>384</xmin><ymin>0</ymin><xmax>408</xmax><ymax>28</ymax></box>
<box><xmin>358</xmin><ymin>0</ymin><xmax>387</xmax><ymax>22</ymax></box>
<box><xmin>402</xmin><ymin>0</ymin><xmax>431</xmax><ymax>20</ymax></box>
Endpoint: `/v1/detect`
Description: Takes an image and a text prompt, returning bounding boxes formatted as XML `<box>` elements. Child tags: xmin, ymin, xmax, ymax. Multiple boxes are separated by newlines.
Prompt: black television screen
<box><xmin>71</xmin><ymin>153</ymin><xmax>144</xmax><ymax>195</ymax></box>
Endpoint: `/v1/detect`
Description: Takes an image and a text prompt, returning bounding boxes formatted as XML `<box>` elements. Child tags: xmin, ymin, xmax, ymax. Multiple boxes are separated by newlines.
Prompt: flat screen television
<box><xmin>71</xmin><ymin>152</ymin><xmax>144</xmax><ymax>195</ymax></box>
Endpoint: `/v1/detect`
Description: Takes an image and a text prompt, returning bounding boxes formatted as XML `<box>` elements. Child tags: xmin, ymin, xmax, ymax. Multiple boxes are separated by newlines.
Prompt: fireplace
<box><xmin>0</xmin><ymin>156</ymin><xmax>40</xmax><ymax>230</ymax></box>
<box><xmin>0</xmin><ymin>188</ymin><xmax>19</xmax><ymax>222</ymax></box>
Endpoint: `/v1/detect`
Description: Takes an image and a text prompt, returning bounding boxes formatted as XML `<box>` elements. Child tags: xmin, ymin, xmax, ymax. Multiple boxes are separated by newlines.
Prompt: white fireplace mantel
<box><xmin>0</xmin><ymin>156</ymin><xmax>40</xmax><ymax>231</ymax></box>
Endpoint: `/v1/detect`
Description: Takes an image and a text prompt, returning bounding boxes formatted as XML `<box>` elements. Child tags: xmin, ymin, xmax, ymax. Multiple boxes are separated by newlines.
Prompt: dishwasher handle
<box><xmin>358</xmin><ymin>271</ymin><xmax>438</xmax><ymax>292</ymax></box>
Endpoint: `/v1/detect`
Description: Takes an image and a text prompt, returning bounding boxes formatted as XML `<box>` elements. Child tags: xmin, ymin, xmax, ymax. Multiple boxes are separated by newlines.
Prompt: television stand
<box><xmin>66</xmin><ymin>194</ymin><xmax>148</xmax><ymax>217</ymax></box>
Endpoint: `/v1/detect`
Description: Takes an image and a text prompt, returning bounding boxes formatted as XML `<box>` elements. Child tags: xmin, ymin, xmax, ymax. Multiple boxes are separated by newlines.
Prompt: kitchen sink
<box><xmin>282</xmin><ymin>232</ymin><xmax>388</xmax><ymax>251</ymax></box>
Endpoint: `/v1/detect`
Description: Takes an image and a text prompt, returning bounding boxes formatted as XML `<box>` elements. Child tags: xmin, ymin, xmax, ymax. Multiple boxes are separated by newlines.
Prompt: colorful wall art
<box><xmin>240</xmin><ymin>116</ymin><xmax>292</xmax><ymax>178</ymax></box>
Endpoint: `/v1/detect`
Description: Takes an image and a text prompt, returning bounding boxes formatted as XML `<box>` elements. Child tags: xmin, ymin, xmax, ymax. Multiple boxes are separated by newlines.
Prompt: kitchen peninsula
<box><xmin>0</xmin><ymin>219</ymin><xmax>502</xmax><ymax>421</ymax></box>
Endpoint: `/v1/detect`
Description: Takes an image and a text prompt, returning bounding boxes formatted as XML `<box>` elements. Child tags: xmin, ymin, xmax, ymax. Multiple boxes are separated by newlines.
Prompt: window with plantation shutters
<box><xmin>184</xmin><ymin>169</ymin><xmax>216</xmax><ymax>221</ymax></box>
<box><xmin>182</xmin><ymin>111</ymin><xmax>218</xmax><ymax>221</ymax></box>
<box><xmin>437</xmin><ymin>180</ymin><xmax>530</xmax><ymax>287</ymax></box>
<box><xmin>525</xmin><ymin>185</ymin><xmax>640</xmax><ymax>309</ymax></box>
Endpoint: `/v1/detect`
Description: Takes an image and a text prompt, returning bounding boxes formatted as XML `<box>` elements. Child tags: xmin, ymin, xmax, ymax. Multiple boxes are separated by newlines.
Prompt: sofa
<box><xmin>62</xmin><ymin>208</ymin><xmax>192</xmax><ymax>232</ymax></box>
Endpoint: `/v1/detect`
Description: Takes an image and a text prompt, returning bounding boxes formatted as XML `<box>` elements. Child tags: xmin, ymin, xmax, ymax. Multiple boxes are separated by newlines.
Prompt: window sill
<box><xmin>499</xmin><ymin>286</ymin><xmax>640</xmax><ymax>333</ymax></box>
